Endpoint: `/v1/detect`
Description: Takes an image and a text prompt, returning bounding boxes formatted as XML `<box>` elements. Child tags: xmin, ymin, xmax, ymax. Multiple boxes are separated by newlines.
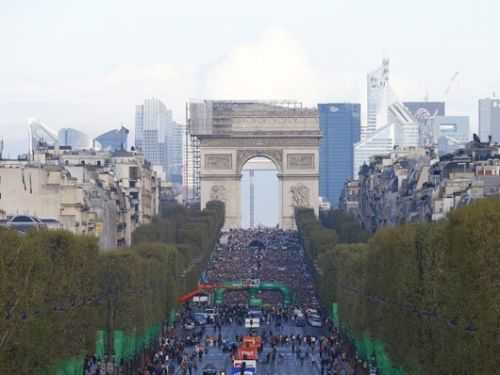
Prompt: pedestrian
<box><xmin>167</xmin><ymin>361</ymin><xmax>175</xmax><ymax>375</ymax></box>
<box><xmin>198</xmin><ymin>346</ymin><xmax>203</xmax><ymax>360</ymax></box>
<box><xmin>180</xmin><ymin>359</ymin><xmax>188</xmax><ymax>375</ymax></box>
<box><xmin>312</xmin><ymin>352</ymin><xmax>318</xmax><ymax>369</ymax></box>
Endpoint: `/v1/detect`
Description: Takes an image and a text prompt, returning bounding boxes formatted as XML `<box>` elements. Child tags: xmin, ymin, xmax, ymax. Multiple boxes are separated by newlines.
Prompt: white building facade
<box><xmin>354</xmin><ymin>60</ymin><xmax>419</xmax><ymax>177</ymax></box>
<box><xmin>0</xmin><ymin>148</ymin><xmax>160</xmax><ymax>249</ymax></box>
<box><xmin>364</xmin><ymin>58</ymin><xmax>390</xmax><ymax>141</ymax></box>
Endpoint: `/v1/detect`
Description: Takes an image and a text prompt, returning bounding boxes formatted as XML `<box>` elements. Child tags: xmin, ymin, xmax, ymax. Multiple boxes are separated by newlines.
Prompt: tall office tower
<box><xmin>166</xmin><ymin>122</ymin><xmax>184</xmax><ymax>184</ymax></box>
<box><xmin>353</xmin><ymin>61</ymin><xmax>418</xmax><ymax>178</ymax></box>
<box><xmin>58</xmin><ymin>128</ymin><xmax>92</xmax><ymax>150</ymax></box>
<box><xmin>479</xmin><ymin>98</ymin><xmax>500</xmax><ymax>143</ymax></box>
<box><xmin>94</xmin><ymin>126</ymin><xmax>129</xmax><ymax>152</ymax></box>
<box><xmin>318</xmin><ymin>103</ymin><xmax>361</xmax><ymax>208</ymax></box>
<box><xmin>135</xmin><ymin>98</ymin><xmax>171</xmax><ymax>179</ymax></box>
<box><xmin>404</xmin><ymin>102</ymin><xmax>446</xmax><ymax>147</ymax></box>
<box><xmin>363</xmin><ymin>58</ymin><xmax>390</xmax><ymax>141</ymax></box>
<box><xmin>135</xmin><ymin>104</ymin><xmax>145</xmax><ymax>151</ymax></box>
<box><xmin>431</xmin><ymin>116</ymin><xmax>470</xmax><ymax>155</ymax></box>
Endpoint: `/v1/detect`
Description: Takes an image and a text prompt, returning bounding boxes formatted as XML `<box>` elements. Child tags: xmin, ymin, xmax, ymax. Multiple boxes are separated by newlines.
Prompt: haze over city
<box><xmin>1</xmin><ymin>0</ymin><xmax>499</xmax><ymax>156</ymax></box>
<box><xmin>1</xmin><ymin>2</ymin><xmax>500</xmax><ymax>375</ymax></box>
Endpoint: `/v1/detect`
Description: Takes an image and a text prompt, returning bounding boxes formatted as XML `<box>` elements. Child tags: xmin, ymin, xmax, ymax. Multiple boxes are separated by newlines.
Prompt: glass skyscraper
<box><xmin>58</xmin><ymin>128</ymin><xmax>92</xmax><ymax>150</ymax></box>
<box><xmin>319</xmin><ymin>103</ymin><xmax>360</xmax><ymax>208</ymax></box>
<box><xmin>135</xmin><ymin>98</ymin><xmax>183</xmax><ymax>182</ymax></box>
<box><xmin>135</xmin><ymin>98</ymin><xmax>170</xmax><ymax>180</ymax></box>
<box><xmin>479</xmin><ymin>98</ymin><xmax>500</xmax><ymax>143</ymax></box>
<box><xmin>94</xmin><ymin>126</ymin><xmax>129</xmax><ymax>152</ymax></box>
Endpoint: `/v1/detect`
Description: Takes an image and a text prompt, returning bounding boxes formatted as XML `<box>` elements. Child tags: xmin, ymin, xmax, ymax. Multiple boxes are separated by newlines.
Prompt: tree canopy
<box><xmin>297</xmin><ymin>199</ymin><xmax>500</xmax><ymax>374</ymax></box>
<box><xmin>0</xmin><ymin>201</ymin><xmax>225</xmax><ymax>374</ymax></box>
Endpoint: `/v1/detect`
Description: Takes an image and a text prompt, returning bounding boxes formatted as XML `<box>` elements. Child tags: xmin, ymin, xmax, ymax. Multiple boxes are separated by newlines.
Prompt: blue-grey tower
<box><xmin>318</xmin><ymin>103</ymin><xmax>361</xmax><ymax>208</ymax></box>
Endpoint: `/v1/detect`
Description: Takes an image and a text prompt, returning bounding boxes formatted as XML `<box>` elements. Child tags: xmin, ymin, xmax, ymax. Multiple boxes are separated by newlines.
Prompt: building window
<box><xmin>130</xmin><ymin>166</ymin><xmax>139</xmax><ymax>180</ymax></box>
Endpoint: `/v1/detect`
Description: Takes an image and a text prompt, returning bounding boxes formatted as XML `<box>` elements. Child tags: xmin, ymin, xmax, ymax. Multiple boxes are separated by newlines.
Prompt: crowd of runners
<box><xmin>205</xmin><ymin>229</ymin><xmax>319</xmax><ymax>306</ymax></box>
<box><xmin>136</xmin><ymin>317</ymin><xmax>360</xmax><ymax>374</ymax></box>
<box><xmin>123</xmin><ymin>228</ymin><xmax>374</xmax><ymax>375</ymax></box>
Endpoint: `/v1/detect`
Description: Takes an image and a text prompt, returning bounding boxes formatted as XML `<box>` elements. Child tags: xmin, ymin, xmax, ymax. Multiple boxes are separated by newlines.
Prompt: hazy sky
<box><xmin>1</xmin><ymin>0</ymin><xmax>499</xmax><ymax>156</ymax></box>
<box><xmin>241</xmin><ymin>169</ymin><xmax>279</xmax><ymax>228</ymax></box>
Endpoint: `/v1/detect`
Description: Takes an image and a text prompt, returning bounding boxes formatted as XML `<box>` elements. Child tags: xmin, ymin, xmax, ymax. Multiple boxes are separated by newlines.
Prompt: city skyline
<box><xmin>1</xmin><ymin>0</ymin><xmax>500</xmax><ymax>156</ymax></box>
<box><xmin>1</xmin><ymin>3</ymin><xmax>499</xmax><ymax>373</ymax></box>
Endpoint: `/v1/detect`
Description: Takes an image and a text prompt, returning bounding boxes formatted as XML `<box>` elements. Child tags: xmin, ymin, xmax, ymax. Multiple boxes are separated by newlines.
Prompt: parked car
<box><xmin>308</xmin><ymin>317</ymin><xmax>322</xmax><ymax>328</ymax></box>
<box><xmin>202</xmin><ymin>365</ymin><xmax>219</xmax><ymax>375</ymax></box>
<box><xmin>192</xmin><ymin>312</ymin><xmax>208</xmax><ymax>326</ymax></box>
<box><xmin>308</xmin><ymin>313</ymin><xmax>321</xmax><ymax>321</ymax></box>
<box><xmin>6</xmin><ymin>215</ymin><xmax>47</xmax><ymax>232</ymax></box>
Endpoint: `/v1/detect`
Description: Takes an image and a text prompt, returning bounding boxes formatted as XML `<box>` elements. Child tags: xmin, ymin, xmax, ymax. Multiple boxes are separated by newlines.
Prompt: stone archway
<box><xmin>236</xmin><ymin>149</ymin><xmax>284</xmax><ymax>174</ymax></box>
<box><xmin>197</xmin><ymin>101</ymin><xmax>320</xmax><ymax>230</ymax></box>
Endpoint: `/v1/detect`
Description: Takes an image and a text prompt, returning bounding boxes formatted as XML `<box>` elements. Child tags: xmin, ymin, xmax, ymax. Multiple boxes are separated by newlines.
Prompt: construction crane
<box><xmin>444</xmin><ymin>72</ymin><xmax>460</xmax><ymax>97</ymax></box>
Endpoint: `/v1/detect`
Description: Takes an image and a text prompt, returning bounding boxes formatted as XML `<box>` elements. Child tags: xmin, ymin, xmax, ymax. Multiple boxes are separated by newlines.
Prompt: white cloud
<box><xmin>199</xmin><ymin>29</ymin><xmax>320</xmax><ymax>106</ymax></box>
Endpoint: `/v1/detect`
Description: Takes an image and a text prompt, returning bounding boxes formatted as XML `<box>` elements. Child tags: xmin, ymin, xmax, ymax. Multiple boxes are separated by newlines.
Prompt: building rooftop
<box><xmin>111</xmin><ymin>150</ymin><xmax>135</xmax><ymax>157</ymax></box>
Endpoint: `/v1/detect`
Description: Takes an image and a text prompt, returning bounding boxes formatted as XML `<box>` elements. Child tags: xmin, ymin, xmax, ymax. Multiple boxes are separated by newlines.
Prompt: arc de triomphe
<box><xmin>192</xmin><ymin>101</ymin><xmax>320</xmax><ymax>230</ymax></box>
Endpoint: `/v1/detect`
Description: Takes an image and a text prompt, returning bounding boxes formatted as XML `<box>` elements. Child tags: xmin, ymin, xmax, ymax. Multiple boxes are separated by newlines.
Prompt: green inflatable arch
<box><xmin>213</xmin><ymin>280</ymin><xmax>293</xmax><ymax>306</ymax></box>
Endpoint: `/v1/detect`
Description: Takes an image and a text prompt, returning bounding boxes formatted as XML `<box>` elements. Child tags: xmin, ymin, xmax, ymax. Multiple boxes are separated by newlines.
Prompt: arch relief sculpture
<box><xmin>210</xmin><ymin>185</ymin><xmax>226</xmax><ymax>202</ymax></box>
<box><xmin>290</xmin><ymin>183</ymin><xmax>310</xmax><ymax>208</ymax></box>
